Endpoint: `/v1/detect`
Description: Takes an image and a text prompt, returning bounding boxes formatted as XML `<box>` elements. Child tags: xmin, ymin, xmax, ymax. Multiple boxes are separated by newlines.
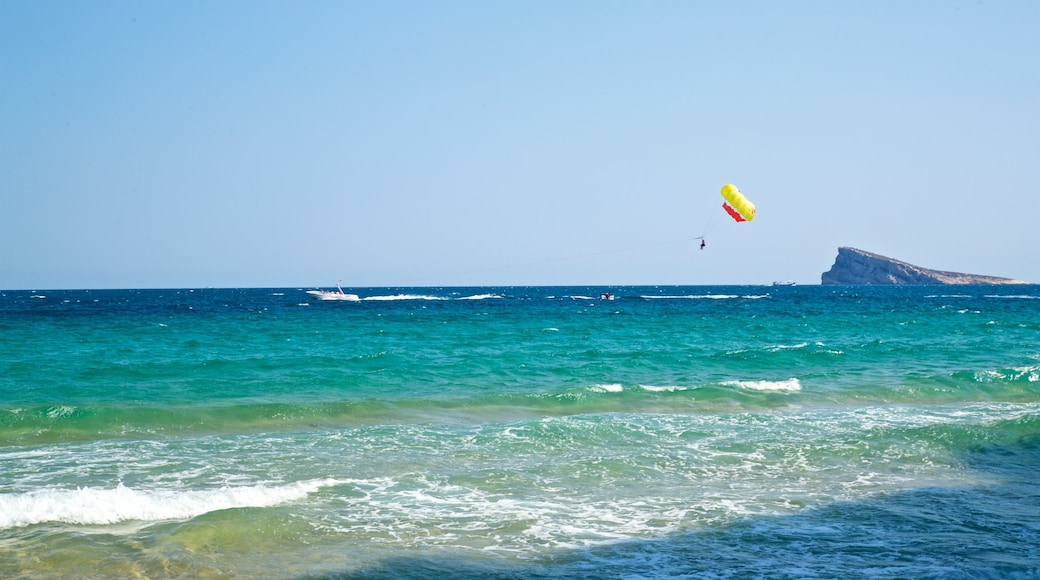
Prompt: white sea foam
<box><xmin>0</xmin><ymin>479</ymin><xmax>338</xmax><ymax>529</ymax></box>
<box><xmin>765</xmin><ymin>342</ymin><xmax>810</xmax><ymax>352</ymax></box>
<box><xmin>457</xmin><ymin>293</ymin><xmax>502</xmax><ymax>300</ymax></box>
<box><xmin>327</xmin><ymin>475</ymin><xmax>698</xmax><ymax>553</ymax></box>
<box><xmin>643</xmin><ymin>294</ymin><xmax>737</xmax><ymax>300</ymax></box>
<box><xmin>588</xmin><ymin>383</ymin><xmax>624</xmax><ymax>393</ymax></box>
<box><xmin>731</xmin><ymin>343</ymin><xmax>842</xmax><ymax>356</ymax></box>
<box><xmin>639</xmin><ymin>385</ymin><xmax>692</xmax><ymax>393</ymax></box>
<box><xmin>722</xmin><ymin>378</ymin><xmax>802</xmax><ymax>392</ymax></box>
<box><xmin>642</xmin><ymin>294</ymin><xmax>770</xmax><ymax>300</ymax></box>
<box><xmin>363</xmin><ymin>294</ymin><xmax>447</xmax><ymax>301</ymax></box>
<box><xmin>974</xmin><ymin>366</ymin><xmax>1040</xmax><ymax>383</ymax></box>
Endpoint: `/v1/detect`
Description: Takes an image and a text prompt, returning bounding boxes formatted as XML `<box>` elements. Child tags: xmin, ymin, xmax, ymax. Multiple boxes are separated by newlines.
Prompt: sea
<box><xmin>1</xmin><ymin>285</ymin><xmax>1039</xmax><ymax>579</ymax></box>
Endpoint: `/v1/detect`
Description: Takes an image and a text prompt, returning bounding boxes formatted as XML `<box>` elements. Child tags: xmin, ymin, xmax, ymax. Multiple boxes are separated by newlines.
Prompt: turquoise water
<box><xmin>1</xmin><ymin>286</ymin><xmax>1039</xmax><ymax>578</ymax></box>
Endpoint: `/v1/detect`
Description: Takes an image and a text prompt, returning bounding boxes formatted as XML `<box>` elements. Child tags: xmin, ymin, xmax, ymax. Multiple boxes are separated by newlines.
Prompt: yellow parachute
<box><xmin>720</xmin><ymin>184</ymin><xmax>756</xmax><ymax>222</ymax></box>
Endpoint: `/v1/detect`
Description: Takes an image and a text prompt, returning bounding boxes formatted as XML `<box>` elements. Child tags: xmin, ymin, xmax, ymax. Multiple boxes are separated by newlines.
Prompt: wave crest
<box><xmin>0</xmin><ymin>479</ymin><xmax>338</xmax><ymax>529</ymax></box>
<box><xmin>722</xmin><ymin>378</ymin><xmax>802</xmax><ymax>392</ymax></box>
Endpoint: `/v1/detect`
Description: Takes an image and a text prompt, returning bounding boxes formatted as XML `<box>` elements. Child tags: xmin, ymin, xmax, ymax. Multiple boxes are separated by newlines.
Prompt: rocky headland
<box><xmin>821</xmin><ymin>247</ymin><xmax>1030</xmax><ymax>285</ymax></box>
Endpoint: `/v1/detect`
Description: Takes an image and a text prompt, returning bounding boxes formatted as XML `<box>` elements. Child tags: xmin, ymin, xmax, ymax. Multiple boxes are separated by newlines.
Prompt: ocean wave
<box><xmin>721</xmin><ymin>378</ymin><xmax>802</xmax><ymax>392</ymax></box>
<box><xmin>639</xmin><ymin>385</ymin><xmax>694</xmax><ymax>393</ymax></box>
<box><xmin>969</xmin><ymin>365</ymin><xmax>1040</xmax><ymax>383</ymax></box>
<box><xmin>0</xmin><ymin>478</ymin><xmax>338</xmax><ymax>529</ymax></box>
<box><xmin>456</xmin><ymin>294</ymin><xmax>503</xmax><ymax>300</ymax></box>
<box><xmin>764</xmin><ymin>342</ymin><xmax>810</xmax><ymax>352</ymax></box>
<box><xmin>726</xmin><ymin>342</ymin><xmax>844</xmax><ymax>357</ymax></box>
<box><xmin>6</xmin><ymin>367</ymin><xmax>1036</xmax><ymax>448</ymax></box>
<box><xmin>584</xmin><ymin>383</ymin><xmax>702</xmax><ymax>395</ymax></box>
<box><xmin>44</xmin><ymin>405</ymin><xmax>79</xmax><ymax>419</ymax></box>
<box><xmin>641</xmin><ymin>294</ymin><xmax>770</xmax><ymax>300</ymax></box>
<box><xmin>362</xmin><ymin>294</ymin><xmax>448</xmax><ymax>301</ymax></box>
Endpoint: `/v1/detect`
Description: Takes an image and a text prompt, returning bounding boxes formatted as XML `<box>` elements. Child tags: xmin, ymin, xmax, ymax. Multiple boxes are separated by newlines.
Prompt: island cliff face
<box><xmin>821</xmin><ymin>247</ymin><xmax>1029</xmax><ymax>285</ymax></box>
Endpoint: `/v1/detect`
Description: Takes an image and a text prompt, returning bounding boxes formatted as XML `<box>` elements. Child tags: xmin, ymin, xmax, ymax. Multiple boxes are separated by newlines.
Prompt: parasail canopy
<box><xmin>720</xmin><ymin>184</ymin><xmax>756</xmax><ymax>223</ymax></box>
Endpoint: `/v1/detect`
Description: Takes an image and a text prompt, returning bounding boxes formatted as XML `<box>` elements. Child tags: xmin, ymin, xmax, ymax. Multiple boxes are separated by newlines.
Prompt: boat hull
<box><xmin>306</xmin><ymin>290</ymin><xmax>361</xmax><ymax>302</ymax></box>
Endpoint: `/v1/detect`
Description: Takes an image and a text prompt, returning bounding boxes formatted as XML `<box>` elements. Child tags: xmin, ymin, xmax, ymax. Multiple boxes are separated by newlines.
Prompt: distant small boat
<box><xmin>600</xmin><ymin>292</ymin><xmax>615</xmax><ymax>301</ymax></box>
<box><xmin>772</xmin><ymin>281</ymin><xmax>796</xmax><ymax>287</ymax></box>
<box><xmin>307</xmin><ymin>284</ymin><xmax>360</xmax><ymax>302</ymax></box>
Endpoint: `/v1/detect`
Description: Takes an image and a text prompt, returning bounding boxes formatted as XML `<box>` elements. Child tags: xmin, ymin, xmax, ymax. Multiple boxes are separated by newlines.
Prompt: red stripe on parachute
<box><xmin>722</xmin><ymin>202</ymin><xmax>746</xmax><ymax>223</ymax></box>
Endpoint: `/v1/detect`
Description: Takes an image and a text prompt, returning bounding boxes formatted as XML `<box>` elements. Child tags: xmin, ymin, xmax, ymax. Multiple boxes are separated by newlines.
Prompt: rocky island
<box><xmin>821</xmin><ymin>247</ymin><xmax>1030</xmax><ymax>285</ymax></box>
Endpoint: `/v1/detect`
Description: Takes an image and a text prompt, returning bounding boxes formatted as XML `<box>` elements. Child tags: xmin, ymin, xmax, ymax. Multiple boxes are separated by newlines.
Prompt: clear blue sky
<box><xmin>3</xmin><ymin>1</ymin><xmax>1038</xmax><ymax>289</ymax></box>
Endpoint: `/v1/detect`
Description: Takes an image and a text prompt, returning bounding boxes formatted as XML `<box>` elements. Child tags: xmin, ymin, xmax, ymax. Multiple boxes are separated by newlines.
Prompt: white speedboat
<box><xmin>306</xmin><ymin>284</ymin><xmax>360</xmax><ymax>301</ymax></box>
<box><xmin>771</xmin><ymin>280</ymin><xmax>796</xmax><ymax>287</ymax></box>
